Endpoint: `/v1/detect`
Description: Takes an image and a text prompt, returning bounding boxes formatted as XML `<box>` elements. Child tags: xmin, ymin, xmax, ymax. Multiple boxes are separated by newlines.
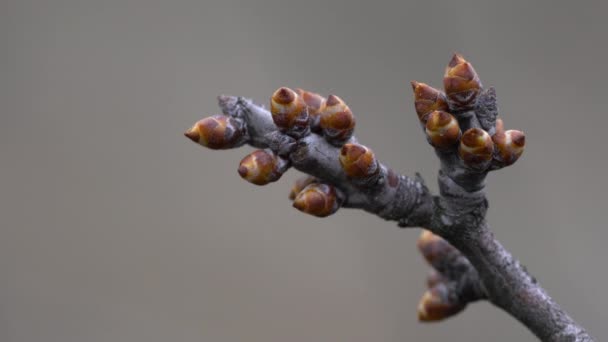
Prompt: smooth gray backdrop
<box><xmin>2</xmin><ymin>0</ymin><xmax>607</xmax><ymax>341</ymax></box>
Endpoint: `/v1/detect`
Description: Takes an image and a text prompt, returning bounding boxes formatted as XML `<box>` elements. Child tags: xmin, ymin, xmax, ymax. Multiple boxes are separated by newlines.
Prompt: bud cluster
<box><xmin>417</xmin><ymin>230</ymin><xmax>467</xmax><ymax>322</ymax></box>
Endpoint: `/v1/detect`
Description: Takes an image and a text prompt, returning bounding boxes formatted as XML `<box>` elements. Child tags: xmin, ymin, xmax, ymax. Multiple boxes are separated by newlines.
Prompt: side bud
<box><xmin>418</xmin><ymin>284</ymin><xmax>466</xmax><ymax>322</ymax></box>
<box><xmin>297</xmin><ymin>88</ymin><xmax>325</xmax><ymax>132</ymax></box>
<box><xmin>238</xmin><ymin>150</ymin><xmax>286</xmax><ymax>185</ymax></box>
<box><xmin>443</xmin><ymin>54</ymin><xmax>482</xmax><ymax>110</ymax></box>
<box><xmin>458</xmin><ymin>128</ymin><xmax>494</xmax><ymax>167</ymax></box>
<box><xmin>270</xmin><ymin>87</ymin><xmax>309</xmax><ymax>137</ymax></box>
<box><xmin>288</xmin><ymin>176</ymin><xmax>318</xmax><ymax>200</ymax></box>
<box><xmin>320</xmin><ymin>95</ymin><xmax>356</xmax><ymax>145</ymax></box>
<box><xmin>292</xmin><ymin>183</ymin><xmax>341</xmax><ymax>217</ymax></box>
<box><xmin>417</xmin><ymin>230</ymin><xmax>446</xmax><ymax>265</ymax></box>
<box><xmin>411</xmin><ymin>81</ymin><xmax>449</xmax><ymax>122</ymax></box>
<box><xmin>492</xmin><ymin>130</ymin><xmax>525</xmax><ymax>166</ymax></box>
<box><xmin>184</xmin><ymin>115</ymin><xmax>245</xmax><ymax>150</ymax></box>
<box><xmin>425</xmin><ymin>111</ymin><xmax>461</xmax><ymax>149</ymax></box>
<box><xmin>339</xmin><ymin>143</ymin><xmax>379</xmax><ymax>179</ymax></box>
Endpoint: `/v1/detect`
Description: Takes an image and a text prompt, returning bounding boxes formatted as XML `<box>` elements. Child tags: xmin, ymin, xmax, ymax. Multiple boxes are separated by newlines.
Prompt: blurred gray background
<box><xmin>1</xmin><ymin>0</ymin><xmax>607</xmax><ymax>341</ymax></box>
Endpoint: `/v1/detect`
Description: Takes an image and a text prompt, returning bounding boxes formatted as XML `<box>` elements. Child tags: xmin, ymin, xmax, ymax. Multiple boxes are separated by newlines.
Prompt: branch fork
<box><xmin>185</xmin><ymin>54</ymin><xmax>593</xmax><ymax>341</ymax></box>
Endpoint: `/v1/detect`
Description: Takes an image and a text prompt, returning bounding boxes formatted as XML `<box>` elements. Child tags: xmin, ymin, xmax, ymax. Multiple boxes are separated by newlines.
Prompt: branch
<box><xmin>184</xmin><ymin>54</ymin><xmax>593</xmax><ymax>341</ymax></box>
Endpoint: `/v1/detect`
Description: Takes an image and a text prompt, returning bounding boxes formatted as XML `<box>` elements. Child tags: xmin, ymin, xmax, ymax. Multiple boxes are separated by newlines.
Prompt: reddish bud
<box><xmin>443</xmin><ymin>54</ymin><xmax>482</xmax><ymax>110</ymax></box>
<box><xmin>288</xmin><ymin>176</ymin><xmax>318</xmax><ymax>200</ymax></box>
<box><xmin>270</xmin><ymin>87</ymin><xmax>309</xmax><ymax>137</ymax></box>
<box><xmin>238</xmin><ymin>150</ymin><xmax>284</xmax><ymax>185</ymax></box>
<box><xmin>184</xmin><ymin>115</ymin><xmax>245</xmax><ymax>149</ymax></box>
<box><xmin>339</xmin><ymin>143</ymin><xmax>379</xmax><ymax>179</ymax></box>
<box><xmin>425</xmin><ymin>111</ymin><xmax>461</xmax><ymax>148</ymax></box>
<box><xmin>320</xmin><ymin>95</ymin><xmax>356</xmax><ymax>145</ymax></box>
<box><xmin>411</xmin><ymin>81</ymin><xmax>449</xmax><ymax>122</ymax></box>
<box><xmin>493</xmin><ymin>129</ymin><xmax>525</xmax><ymax>166</ymax></box>
<box><xmin>297</xmin><ymin>88</ymin><xmax>325</xmax><ymax>131</ymax></box>
<box><xmin>459</xmin><ymin>128</ymin><xmax>494</xmax><ymax>166</ymax></box>
<box><xmin>418</xmin><ymin>284</ymin><xmax>466</xmax><ymax>322</ymax></box>
<box><xmin>292</xmin><ymin>183</ymin><xmax>340</xmax><ymax>217</ymax></box>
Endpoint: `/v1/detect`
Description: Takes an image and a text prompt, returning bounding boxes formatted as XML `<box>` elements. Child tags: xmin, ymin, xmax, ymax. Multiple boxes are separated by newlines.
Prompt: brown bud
<box><xmin>458</xmin><ymin>128</ymin><xmax>494</xmax><ymax>166</ymax></box>
<box><xmin>493</xmin><ymin>130</ymin><xmax>525</xmax><ymax>166</ymax></box>
<box><xmin>292</xmin><ymin>183</ymin><xmax>341</xmax><ymax>217</ymax></box>
<box><xmin>320</xmin><ymin>95</ymin><xmax>356</xmax><ymax>144</ymax></box>
<box><xmin>238</xmin><ymin>150</ymin><xmax>284</xmax><ymax>185</ymax></box>
<box><xmin>339</xmin><ymin>143</ymin><xmax>379</xmax><ymax>179</ymax></box>
<box><xmin>426</xmin><ymin>270</ymin><xmax>444</xmax><ymax>289</ymax></box>
<box><xmin>184</xmin><ymin>115</ymin><xmax>245</xmax><ymax>149</ymax></box>
<box><xmin>297</xmin><ymin>89</ymin><xmax>325</xmax><ymax>132</ymax></box>
<box><xmin>425</xmin><ymin>111</ymin><xmax>461</xmax><ymax>148</ymax></box>
<box><xmin>418</xmin><ymin>284</ymin><xmax>466</xmax><ymax>322</ymax></box>
<box><xmin>417</xmin><ymin>230</ymin><xmax>453</xmax><ymax>266</ymax></box>
<box><xmin>288</xmin><ymin>176</ymin><xmax>318</xmax><ymax>200</ymax></box>
<box><xmin>443</xmin><ymin>53</ymin><xmax>482</xmax><ymax>110</ymax></box>
<box><xmin>270</xmin><ymin>87</ymin><xmax>309</xmax><ymax>137</ymax></box>
<box><xmin>495</xmin><ymin>117</ymin><xmax>505</xmax><ymax>136</ymax></box>
<box><xmin>411</xmin><ymin>81</ymin><xmax>449</xmax><ymax>122</ymax></box>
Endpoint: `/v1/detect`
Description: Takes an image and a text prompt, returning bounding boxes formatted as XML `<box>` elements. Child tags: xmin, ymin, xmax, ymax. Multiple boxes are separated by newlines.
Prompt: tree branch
<box><xmin>184</xmin><ymin>54</ymin><xmax>593</xmax><ymax>341</ymax></box>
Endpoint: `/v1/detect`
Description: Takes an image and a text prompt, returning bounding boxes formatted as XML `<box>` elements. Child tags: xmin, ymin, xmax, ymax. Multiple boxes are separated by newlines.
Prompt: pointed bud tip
<box><xmin>272</xmin><ymin>87</ymin><xmax>296</xmax><ymax>104</ymax></box>
<box><xmin>184</xmin><ymin>129</ymin><xmax>199</xmax><ymax>143</ymax></box>
<box><xmin>448</xmin><ymin>53</ymin><xmax>467</xmax><ymax>67</ymax></box>
<box><xmin>411</xmin><ymin>81</ymin><xmax>420</xmax><ymax>91</ymax></box>
<box><xmin>325</xmin><ymin>94</ymin><xmax>342</xmax><ymax>106</ymax></box>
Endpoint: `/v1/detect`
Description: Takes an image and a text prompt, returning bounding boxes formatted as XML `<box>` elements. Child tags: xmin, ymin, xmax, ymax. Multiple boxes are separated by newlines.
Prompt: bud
<box><xmin>238</xmin><ymin>150</ymin><xmax>284</xmax><ymax>185</ymax></box>
<box><xmin>443</xmin><ymin>54</ymin><xmax>482</xmax><ymax>110</ymax></box>
<box><xmin>297</xmin><ymin>88</ymin><xmax>325</xmax><ymax>132</ymax></box>
<box><xmin>184</xmin><ymin>115</ymin><xmax>245</xmax><ymax>149</ymax></box>
<box><xmin>458</xmin><ymin>128</ymin><xmax>494</xmax><ymax>166</ymax></box>
<box><xmin>270</xmin><ymin>87</ymin><xmax>309</xmax><ymax>137</ymax></box>
<box><xmin>319</xmin><ymin>95</ymin><xmax>356</xmax><ymax>145</ymax></box>
<box><xmin>418</xmin><ymin>284</ymin><xmax>466</xmax><ymax>322</ymax></box>
<box><xmin>288</xmin><ymin>176</ymin><xmax>318</xmax><ymax>200</ymax></box>
<box><xmin>293</xmin><ymin>183</ymin><xmax>341</xmax><ymax>217</ymax></box>
<box><xmin>494</xmin><ymin>117</ymin><xmax>505</xmax><ymax>136</ymax></box>
<box><xmin>339</xmin><ymin>143</ymin><xmax>379</xmax><ymax>179</ymax></box>
<box><xmin>411</xmin><ymin>81</ymin><xmax>449</xmax><ymax>122</ymax></box>
<box><xmin>417</xmin><ymin>230</ymin><xmax>452</xmax><ymax>266</ymax></box>
<box><xmin>425</xmin><ymin>111</ymin><xmax>461</xmax><ymax>148</ymax></box>
<box><xmin>493</xmin><ymin>130</ymin><xmax>525</xmax><ymax>166</ymax></box>
<box><xmin>427</xmin><ymin>270</ymin><xmax>444</xmax><ymax>289</ymax></box>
